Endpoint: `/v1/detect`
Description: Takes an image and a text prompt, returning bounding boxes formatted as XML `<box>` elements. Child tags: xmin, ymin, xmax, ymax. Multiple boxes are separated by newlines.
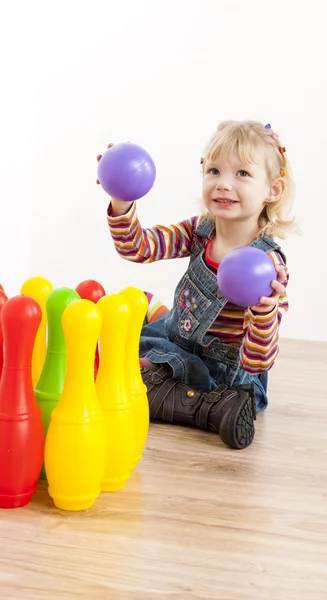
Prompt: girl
<box><xmin>97</xmin><ymin>120</ymin><xmax>296</xmax><ymax>450</ymax></box>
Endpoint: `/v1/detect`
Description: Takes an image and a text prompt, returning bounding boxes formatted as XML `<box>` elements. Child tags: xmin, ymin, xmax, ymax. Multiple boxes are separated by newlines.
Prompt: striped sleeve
<box><xmin>107</xmin><ymin>201</ymin><xmax>202</xmax><ymax>263</ymax></box>
<box><xmin>240</xmin><ymin>250</ymin><xmax>289</xmax><ymax>373</ymax></box>
<box><xmin>143</xmin><ymin>292</ymin><xmax>170</xmax><ymax>323</ymax></box>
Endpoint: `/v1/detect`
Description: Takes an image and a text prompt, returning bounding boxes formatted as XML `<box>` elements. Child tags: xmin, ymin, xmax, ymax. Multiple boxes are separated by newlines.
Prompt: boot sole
<box><xmin>219</xmin><ymin>394</ymin><xmax>255</xmax><ymax>449</ymax></box>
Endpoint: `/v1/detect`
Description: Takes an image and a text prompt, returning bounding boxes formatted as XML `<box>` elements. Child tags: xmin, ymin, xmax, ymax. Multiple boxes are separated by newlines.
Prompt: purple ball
<box><xmin>217</xmin><ymin>246</ymin><xmax>276</xmax><ymax>307</ymax></box>
<box><xmin>97</xmin><ymin>142</ymin><xmax>156</xmax><ymax>201</ymax></box>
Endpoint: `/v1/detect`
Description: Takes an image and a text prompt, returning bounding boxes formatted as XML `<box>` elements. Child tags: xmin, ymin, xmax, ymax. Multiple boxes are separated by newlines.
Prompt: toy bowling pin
<box><xmin>120</xmin><ymin>287</ymin><xmax>149</xmax><ymax>467</ymax></box>
<box><xmin>0</xmin><ymin>295</ymin><xmax>44</xmax><ymax>508</ymax></box>
<box><xmin>20</xmin><ymin>276</ymin><xmax>53</xmax><ymax>386</ymax></box>
<box><xmin>75</xmin><ymin>279</ymin><xmax>106</xmax><ymax>303</ymax></box>
<box><xmin>96</xmin><ymin>294</ymin><xmax>136</xmax><ymax>492</ymax></box>
<box><xmin>44</xmin><ymin>299</ymin><xmax>107</xmax><ymax>511</ymax></box>
<box><xmin>34</xmin><ymin>287</ymin><xmax>80</xmax><ymax>479</ymax></box>
<box><xmin>75</xmin><ymin>279</ymin><xmax>106</xmax><ymax>378</ymax></box>
<box><xmin>0</xmin><ymin>289</ymin><xmax>8</xmax><ymax>380</ymax></box>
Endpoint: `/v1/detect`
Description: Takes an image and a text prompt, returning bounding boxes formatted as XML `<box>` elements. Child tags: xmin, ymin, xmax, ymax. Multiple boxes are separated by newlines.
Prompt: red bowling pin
<box><xmin>0</xmin><ymin>295</ymin><xmax>44</xmax><ymax>508</ymax></box>
<box><xmin>0</xmin><ymin>289</ymin><xmax>8</xmax><ymax>380</ymax></box>
<box><xmin>75</xmin><ymin>280</ymin><xmax>106</xmax><ymax>378</ymax></box>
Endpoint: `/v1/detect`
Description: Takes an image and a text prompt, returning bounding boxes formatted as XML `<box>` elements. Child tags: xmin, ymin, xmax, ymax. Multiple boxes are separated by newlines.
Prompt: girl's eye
<box><xmin>209</xmin><ymin>168</ymin><xmax>219</xmax><ymax>175</ymax></box>
<box><xmin>238</xmin><ymin>170</ymin><xmax>250</xmax><ymax>177</ymax></box>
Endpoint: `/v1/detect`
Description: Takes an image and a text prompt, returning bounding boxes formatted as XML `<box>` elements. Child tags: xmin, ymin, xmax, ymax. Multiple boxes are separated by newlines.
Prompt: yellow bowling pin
<box><xmin>20</xmin><ymin>276</ymin><xmax>53</xmax><ymax>386</ymax></box>
<box><xmin>120</xmin><ymin>287</ymin><xmax>149</xmax><ymax>467</ymax></box>
<box><xmin>44</xmin><ymin>299</ymin><xmax>107</xmax><ymax>511</ymax></box>
<box><xmin>96</xmin><ymin>294</ymin><xmax>136</xmax><ymax>492</ymax></box>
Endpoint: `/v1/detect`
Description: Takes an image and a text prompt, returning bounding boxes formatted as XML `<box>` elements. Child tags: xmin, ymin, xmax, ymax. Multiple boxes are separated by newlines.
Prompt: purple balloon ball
<box><xmin>97</xmin><ymin>142</ymin><xmax>156</xmax><ymax>201</ymax></box>
<box><xmin>217</xmin><ymin>246</ymin><xmax>276</xmax><ymax>307</ymax></box>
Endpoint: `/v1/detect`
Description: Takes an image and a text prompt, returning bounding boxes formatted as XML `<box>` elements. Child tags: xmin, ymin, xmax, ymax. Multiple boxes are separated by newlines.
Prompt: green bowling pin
<box><xmin>35</xmin><ymin>287</ymin><xmax>80</xmax><ymax>479</ymax></box>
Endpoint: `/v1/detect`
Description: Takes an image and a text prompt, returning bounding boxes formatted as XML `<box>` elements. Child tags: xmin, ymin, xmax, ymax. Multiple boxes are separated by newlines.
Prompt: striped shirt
<box><xmin>107</xmin><ymin>202</ymin><xmax>289</xmax><ymax>374</ymax></box>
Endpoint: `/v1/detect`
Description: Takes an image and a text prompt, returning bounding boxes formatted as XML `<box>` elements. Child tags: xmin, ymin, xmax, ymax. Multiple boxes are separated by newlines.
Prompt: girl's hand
<box><xmin>95</xmin><ymin>142</ymin><xmax>114</xmax><ymax>184</ymax></box>
<box><xmin>250</xmin><ymin>264</ymin><xmax>287</xmax><ymax>314</ymax></box>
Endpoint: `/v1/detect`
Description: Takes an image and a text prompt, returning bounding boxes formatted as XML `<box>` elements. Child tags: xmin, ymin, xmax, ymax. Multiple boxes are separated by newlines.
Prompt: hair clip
<box><xmin>200</xmin><ymin>157</ymin><xmax>204</xmax><ymax>164</ymax></box>
<box><xmin>280</xmin><ymin>168</ymin><xmax>287</xmax><ymax>176</ymax></box>
<box><xmin>265</xmin><ymin>123</ymin><xmax>279</xmax><ymax>139</ymax></box>
<box><xmin>265</xmin><ymin>123</ymin><xmax>286</xmax><ymax>155</ymax></box>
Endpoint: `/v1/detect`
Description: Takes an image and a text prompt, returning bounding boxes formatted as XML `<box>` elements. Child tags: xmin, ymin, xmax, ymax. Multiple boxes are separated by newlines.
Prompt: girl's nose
<box><xmin>216</xmin><ymin>178</ymin><xmax>232</xmax><ymax>191</ymax></box>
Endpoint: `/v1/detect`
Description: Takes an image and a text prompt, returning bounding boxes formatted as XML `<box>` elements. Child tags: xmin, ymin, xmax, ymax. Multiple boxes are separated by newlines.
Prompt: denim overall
<box><xmin>140</xmin><ymin>217</ymin><xmax>286</xmax><ymax>412</ymax></box>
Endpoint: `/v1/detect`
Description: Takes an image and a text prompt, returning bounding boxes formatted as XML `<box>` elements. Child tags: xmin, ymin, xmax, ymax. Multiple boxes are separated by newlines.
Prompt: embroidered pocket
<box><xmin>178</xmin><ymin>311</ymin><xmax>199</xmax><ymax>339</ymax></box>
<box><xmin>177</xmin><ymin>275</ymin><xmax>210</xmax><ymax>315</ymax></box>
<box><xmin>174</xmin><ymin>275</ymin><xmax>210</xmax><ymax>339</ymax></box>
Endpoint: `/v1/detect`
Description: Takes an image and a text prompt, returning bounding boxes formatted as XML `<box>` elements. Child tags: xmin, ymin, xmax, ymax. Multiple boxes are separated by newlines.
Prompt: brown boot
<box><xmin>140</xmin><ymin>361</ymin><xmax>256</xmax><ymax>450</ymax></box>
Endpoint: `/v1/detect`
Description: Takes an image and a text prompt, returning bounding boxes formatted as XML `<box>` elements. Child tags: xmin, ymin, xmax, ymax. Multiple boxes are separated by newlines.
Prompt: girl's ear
<box><xmin>267</xmin><ymin>177</ymin><xmax>285</xmax><ymax>203</ymax></box>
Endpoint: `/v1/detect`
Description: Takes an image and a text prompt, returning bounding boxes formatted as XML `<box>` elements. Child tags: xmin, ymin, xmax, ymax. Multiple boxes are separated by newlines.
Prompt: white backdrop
<box><xmin>0</xmin><ymin>0</ymin><xmax>325</xmax><ymax>341</ymax></box>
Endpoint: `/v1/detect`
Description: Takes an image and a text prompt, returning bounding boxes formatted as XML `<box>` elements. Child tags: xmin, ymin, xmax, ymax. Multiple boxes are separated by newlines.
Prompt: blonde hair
<box><xmin>201</xmin><ymin>120</ymin><xmax>297</xmax><ymax>239</ymax></box>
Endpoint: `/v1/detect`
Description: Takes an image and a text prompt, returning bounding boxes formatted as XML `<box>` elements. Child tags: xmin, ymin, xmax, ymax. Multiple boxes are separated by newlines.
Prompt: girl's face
<box><xmin>202</xmin><ymin>148</ymin><xmax>283</xmax><ymax>226</ymax></box>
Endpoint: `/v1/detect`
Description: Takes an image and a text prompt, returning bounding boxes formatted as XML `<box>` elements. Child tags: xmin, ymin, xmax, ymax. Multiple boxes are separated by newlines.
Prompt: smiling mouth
<box><xmin>212</xmin><ymin>198</ymin><xmax>237</xmax><ymax>204</ymax></box>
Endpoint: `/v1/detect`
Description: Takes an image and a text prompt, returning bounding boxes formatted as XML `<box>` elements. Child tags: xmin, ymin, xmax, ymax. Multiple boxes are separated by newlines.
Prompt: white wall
<box><xmin>1</xmin><ymin>0</ymin><xmax>326</xmax><ymax>341</ymax></box>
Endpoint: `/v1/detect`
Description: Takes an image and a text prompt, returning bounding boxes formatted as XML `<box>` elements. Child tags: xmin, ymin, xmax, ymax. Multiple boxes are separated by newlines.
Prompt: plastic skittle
<box><xmin>120</xmin><ymin>287</ymin><xmax>149</xmax><ymax>467</ymax></box>
<box><xmin>44</xmin><ymin>299</ymin><xmax>107</xmax><ymax>511</ymax></box>
<box><xmin>0</xmin><ymin>295</ymin><xmax>44</xmax><ymax>508</ymax></box>
<box><xmin>0</xmin><ymin>289</ymin><xmax>8</xmax><ymax>380</ymax></box>
<box><xmin>75</xmin><ymin>279</ymin><xmax>106</xmax><ymax>378</ymax></box>
<box><xmin>20</xmin><ymin>276</ymin><xmax>53</xmax><ymax>386</ymax></box>
<box><xmin>34</xmin><ymin>287</ymin><xmax>80</xmax><ymax>479</ymax></box>
<box><xmin>96</xmin><ymin>294</ymin><xmax>136</xmax><ymax>492</ymax></box>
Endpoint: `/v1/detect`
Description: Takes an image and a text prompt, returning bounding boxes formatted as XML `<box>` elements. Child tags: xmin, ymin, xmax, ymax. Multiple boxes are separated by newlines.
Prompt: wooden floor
<box><xmin>1</xmin><ymin>339</ymin><xmax>327</xmax><ymax>600</ymax></box>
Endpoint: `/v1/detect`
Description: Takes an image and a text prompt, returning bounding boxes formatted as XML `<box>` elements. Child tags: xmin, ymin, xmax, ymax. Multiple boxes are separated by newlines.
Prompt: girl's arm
<box><xmin>107</xmin><ymin>201</ymin><xmax>202</xmax><ymax>263</ymax></box>
<box><xmin>240</xmin><ymin>251</ymin><xmax>289</xmax><ymax>373</ymax></box>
